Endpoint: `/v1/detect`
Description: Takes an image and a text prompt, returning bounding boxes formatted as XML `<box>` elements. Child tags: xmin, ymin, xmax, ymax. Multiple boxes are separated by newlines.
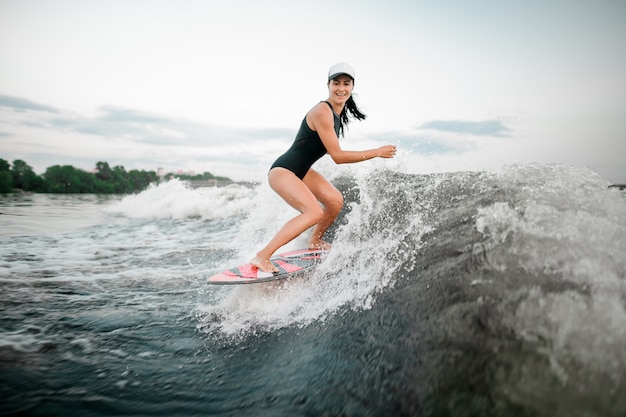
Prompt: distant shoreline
<box><xmin>1</xmin><ymin>158</ymin><xmax>258</xmax><ymax>194</ymax></box>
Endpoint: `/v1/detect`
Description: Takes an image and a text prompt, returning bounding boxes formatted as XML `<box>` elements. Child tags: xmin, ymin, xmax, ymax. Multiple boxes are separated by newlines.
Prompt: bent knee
<box><xmin>304</xmin><ymin>205</ymin><xmax>325</xmax><ymax>225</ymax></box>
<box><xmin>326</xmin><ymin>191</ymin><xmax>344</xmax><ymax>214</ymax></box>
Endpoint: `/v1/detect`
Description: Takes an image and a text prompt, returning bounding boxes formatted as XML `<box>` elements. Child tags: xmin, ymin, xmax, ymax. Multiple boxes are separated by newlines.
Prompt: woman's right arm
<box><xmin>308</xmin><ymin>104</ymin><xmax>396</xmax><ymax>164</ymax></box>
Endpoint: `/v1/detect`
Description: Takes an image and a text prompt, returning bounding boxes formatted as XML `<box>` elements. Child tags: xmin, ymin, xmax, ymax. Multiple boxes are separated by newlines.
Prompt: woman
<box><xmin>251</xmin><ymin>62</ymin><xmax>397</xmax><ymax>272</ymax></box>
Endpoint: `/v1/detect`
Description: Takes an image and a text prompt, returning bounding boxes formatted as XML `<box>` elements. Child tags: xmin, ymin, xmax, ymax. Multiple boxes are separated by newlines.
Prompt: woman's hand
<box><xmin>378</xmin><ymin>145</ymin><xmax>397</xmax><ymax>158</ymax></box>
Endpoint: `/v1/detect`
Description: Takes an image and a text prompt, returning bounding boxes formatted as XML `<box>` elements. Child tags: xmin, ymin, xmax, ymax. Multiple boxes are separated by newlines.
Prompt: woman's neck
<box><xmin>325</xmin><ymin>99</ymin><xmax>344</xmax><ymax>116</ymax></box>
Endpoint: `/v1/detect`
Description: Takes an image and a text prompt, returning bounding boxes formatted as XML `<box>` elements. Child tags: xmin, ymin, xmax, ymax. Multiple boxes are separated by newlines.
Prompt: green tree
<box><xmin>111</xmin><ymin>165</ymin><xmax>129</xmax><ymax>193</ymax></box>
<box><xmin>127</xmin><ymin>169</ymin><xmax>158</xmax><ymax>192</ymax></box>
<box><xmin>95</xmin><ymin>161</ymin><xmax>113</xmax><ymax>182</ymax></box>
<box><xmin>12</xmin><ymin>159</ymin><xmax>45</xmax><ymax>191</ymax></box>
<box><xmin>93</xmin><ymin>162</ymin><xmax>158</xmax><ymax>193</ymax></box>
<box><xmin>43</xmin><ymin>165</ymin><xmax>97</xmax><ymax>193</ymax></box>
<box><xmin>0</xmin><ymin>158</ymin><xmax>13</xmax><ymax>193</ymax></box>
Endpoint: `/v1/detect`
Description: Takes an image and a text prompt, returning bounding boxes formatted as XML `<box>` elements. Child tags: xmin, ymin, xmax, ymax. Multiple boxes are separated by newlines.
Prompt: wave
<box><xmin>196</xmin><ymin>163</ymin><xmax>625</xmax><ymax>416</ymax></box>
<box><xmin>105</xmin><ymin>178</ymin><xmax>255</xmax><ymax>220</ymax></box>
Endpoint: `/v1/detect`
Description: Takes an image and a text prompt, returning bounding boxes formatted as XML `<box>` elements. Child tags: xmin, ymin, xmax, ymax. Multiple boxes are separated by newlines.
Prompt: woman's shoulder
<box><xmin>305</xmin><ymin>101</ymin><xmax>334</xmax><ymax>131</ymax></box>
<box><xmin>307</xmin><ymin>101</ymin><xmax>333</xmax><ymax>119</ymax></box>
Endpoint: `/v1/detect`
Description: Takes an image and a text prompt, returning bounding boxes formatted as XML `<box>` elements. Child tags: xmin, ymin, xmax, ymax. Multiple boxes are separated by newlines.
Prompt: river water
<box><xmin>1</xmin><ymin>163</ymin><xmax>625</xmax><ymax>416</ymax></box>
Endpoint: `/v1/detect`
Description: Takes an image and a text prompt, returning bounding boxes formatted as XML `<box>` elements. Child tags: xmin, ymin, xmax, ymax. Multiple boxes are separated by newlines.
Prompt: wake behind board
<box><xmin>207</xmin><ymin>249</ymin><xmax>326</xmax><ymax>285</ymax></box>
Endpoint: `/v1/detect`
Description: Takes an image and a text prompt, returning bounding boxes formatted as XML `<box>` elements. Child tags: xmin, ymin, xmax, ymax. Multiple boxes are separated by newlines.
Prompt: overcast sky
<box><xmin>1</xmin><ymin>0</ymin><xmax>625</xmax><ymax>183</ymax></box>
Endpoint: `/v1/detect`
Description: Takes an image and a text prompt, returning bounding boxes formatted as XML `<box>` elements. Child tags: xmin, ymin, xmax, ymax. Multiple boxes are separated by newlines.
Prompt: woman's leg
<box><xmin>302</xmin><ymin>169</ymin><xmax>344</xmax><ymax>250</ymax></box>
<box><xmin>251</xmin><ymin>168</ymin><xmax>324</xmax><ymax>272</ymax></box>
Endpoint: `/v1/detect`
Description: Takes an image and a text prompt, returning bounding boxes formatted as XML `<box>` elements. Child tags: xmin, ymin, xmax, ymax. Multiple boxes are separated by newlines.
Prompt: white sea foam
<box><xmin>198</xmin><ymin>166</ymin><xmax>433</xmax><ymax>335</ymax></box>
<box><xmin>105</xmin><ymin>179</ymin><xmax>256</xmax><ymax>220</ymax></box>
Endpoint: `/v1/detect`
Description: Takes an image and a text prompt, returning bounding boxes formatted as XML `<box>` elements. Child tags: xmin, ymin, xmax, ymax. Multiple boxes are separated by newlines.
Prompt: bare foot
<box><xmin>308</xmin><ymin>240</ymin><xmax>332</xmax><ymax>251</ymax></box>
<box><xmin>250</xmin><ymin>256</ymin><xmax>278</xmax><ymax>273</ymax></box>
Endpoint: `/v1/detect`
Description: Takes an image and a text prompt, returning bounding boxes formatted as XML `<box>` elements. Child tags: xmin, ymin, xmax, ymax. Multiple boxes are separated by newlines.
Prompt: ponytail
<box><xmin>338</xmin><ymin>95</ymin><xmax>366</xmax><ymax>138</ymax></box>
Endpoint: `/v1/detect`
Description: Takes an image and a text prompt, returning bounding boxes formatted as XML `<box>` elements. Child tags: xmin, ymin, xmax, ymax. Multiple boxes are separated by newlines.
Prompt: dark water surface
<box><xmin>1</xmin><ymin>164</ymin><xmax>625</xmax><ymax>416</ymax></box>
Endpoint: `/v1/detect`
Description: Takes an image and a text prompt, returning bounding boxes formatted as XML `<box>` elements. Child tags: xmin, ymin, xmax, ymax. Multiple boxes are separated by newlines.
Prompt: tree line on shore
<box><xmin>0</xmin><ymin>158</ymin><xmax>231</xmax><ymax>194</ymax></box>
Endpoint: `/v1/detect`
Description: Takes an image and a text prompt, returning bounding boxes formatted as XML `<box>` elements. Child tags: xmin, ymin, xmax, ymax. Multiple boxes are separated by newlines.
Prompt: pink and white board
<box><xmin>207</xmin><ymin>249</ymin><xmax>326</xmax><ymax>285</ymax></box>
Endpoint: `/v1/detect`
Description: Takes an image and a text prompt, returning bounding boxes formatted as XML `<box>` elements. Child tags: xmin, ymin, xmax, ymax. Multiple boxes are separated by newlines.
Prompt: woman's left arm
<box><xmin>310</xmin><ymin>105</ymin><xmax>396</xmax><ymax>164</ymax></box>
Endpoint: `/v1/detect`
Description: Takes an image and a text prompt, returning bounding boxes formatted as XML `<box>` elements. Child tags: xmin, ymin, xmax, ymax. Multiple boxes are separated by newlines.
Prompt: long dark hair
<box><xmin>339</xmin><ymin>95</ymin><xmax>366</xmax><ymax>138</ymax></box>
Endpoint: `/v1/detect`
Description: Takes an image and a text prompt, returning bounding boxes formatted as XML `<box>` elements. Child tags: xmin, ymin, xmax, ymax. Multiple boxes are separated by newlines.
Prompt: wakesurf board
<box><xmin>207</xmin><ymin>249</ymin><xmax>326</xmax><ymax>285</ymax></box>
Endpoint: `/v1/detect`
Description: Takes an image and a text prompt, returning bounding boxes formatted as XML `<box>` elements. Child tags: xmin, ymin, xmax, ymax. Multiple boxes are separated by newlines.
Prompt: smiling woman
<box><xmin>250</xmin><ymin>62</ymin><xmax>397</xmax><ymax>273</ymax></box>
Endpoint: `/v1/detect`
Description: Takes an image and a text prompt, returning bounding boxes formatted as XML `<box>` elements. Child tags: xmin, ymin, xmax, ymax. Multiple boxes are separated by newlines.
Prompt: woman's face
<box><xmin>328</xmin><ymin>75</ymin><xmax>354</xmax><ymax>105</ymax></box>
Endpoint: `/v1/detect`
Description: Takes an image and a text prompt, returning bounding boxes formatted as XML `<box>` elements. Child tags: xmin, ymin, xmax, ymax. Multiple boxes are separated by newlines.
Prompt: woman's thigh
<box><xmin>268</xmin><ymin>168</ymin><xmax>320</xmax><ymax>214</ymax></box>
<box><xmin>302</xmin><ymin>169</ymin><xmax>343</xmax><ymax>209</ymax></box>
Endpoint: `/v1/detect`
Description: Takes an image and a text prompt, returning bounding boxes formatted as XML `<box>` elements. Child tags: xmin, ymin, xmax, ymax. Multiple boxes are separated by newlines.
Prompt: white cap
<box><xmin>328</xmin><ymin>62</ymin><xmax>355</xmax><ymax>81</ymax></box>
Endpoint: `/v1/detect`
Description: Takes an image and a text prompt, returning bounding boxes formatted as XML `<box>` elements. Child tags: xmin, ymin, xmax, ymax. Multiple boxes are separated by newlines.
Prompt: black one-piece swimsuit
<box><xmin>270</xmin><ymin>101</ymin><xmax>341</xmax><ymax>180</ymax></box>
